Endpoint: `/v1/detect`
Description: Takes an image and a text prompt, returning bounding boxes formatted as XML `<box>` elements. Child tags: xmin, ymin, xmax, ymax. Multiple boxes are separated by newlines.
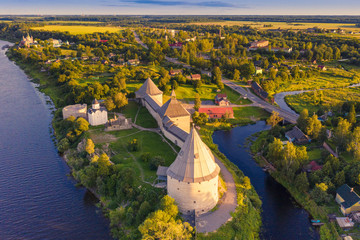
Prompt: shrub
<box><xmin>149</xmin><ymin>156</ymin><xmax>165</xmax><ymax>170</ymax></box>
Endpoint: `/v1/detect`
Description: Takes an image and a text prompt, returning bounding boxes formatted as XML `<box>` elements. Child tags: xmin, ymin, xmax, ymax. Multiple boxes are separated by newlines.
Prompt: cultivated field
<box><xmin>31</xmin><ymin>25</ymin><xmax>122</xmax><ymax>34</ymax></box>
<box><xmin>189</xmin><ymin>21</ymin><xmax>360</xmax><ymax>32</ymax></box>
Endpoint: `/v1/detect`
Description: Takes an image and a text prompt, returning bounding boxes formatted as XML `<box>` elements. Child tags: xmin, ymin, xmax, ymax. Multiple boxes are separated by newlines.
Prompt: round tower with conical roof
<box><xmin>167</xmin><ymin>127</ymin><xmax>220</xmax><ymax>215</ymax></box>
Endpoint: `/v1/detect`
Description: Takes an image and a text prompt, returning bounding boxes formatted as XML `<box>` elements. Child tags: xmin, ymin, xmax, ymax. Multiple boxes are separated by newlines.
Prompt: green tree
<box><xmin>306</xmin><ymin>114</ymin><xmax>322</xmax><ymax>139</ymax></box>
<box><xmin>57</xmin><ymin>138</ymin><xmax>70</xmax><ymax>153</ymax></box>
<box><xmin>194</xmin><ymin>93</ymin><xmax>201</xmax><ymax>111</ymax></box>
<box><xmin>75</xmin><ymin>117</ymin><xmax>89</xmax><ymax>136</ymax></box>
<box><xmin>267</xmin><ymin>138</ymin><xmax>283</xmax><ymax>165</ymax></box>
<box><xmin>113</xmin><ymin>92</ymin><xmax>128</xmax><ymax>109</ymax></box>
<box><xmin>295</xmin><ymin>172</ymin><xmax>309</xmax><ymax>192</ymax></box>
<box><xmin>297</xmin><ymin>109</ymin><xmax>309</xmax><ymax>132</ymax></box>
<box><xmin>334</xmin><ymin>118</ymin><xmax>352</xmax><ymax>151</ymax></box>
<box><xmin>334</xmin><ymin>170</ymin><xmax>345</xmax><ymax>187</ymax></box>
<box><xmin>233</xmin><ymin>69</ymin><xmax>240</xmax><ymax>81</ymax></box>
<box><xmin>85</xmin><ymin>138</ymin><xmax>95</xmax><ymax>155</ymax></box>
<box><xmin>348</xmin><ymin>126</ymin><xmax>360</xmax><ymax>161</ymax></box>
<box><xmin>104</xmin><ymin>97</ymin><xmax>116</xmax><ymax>111</ymax></box>
<box><xmin>266</xmin><ymin>111</ymin><xmax>283</xmax><ymax>127</ymax></box>
<box><xmin>348</xmin><ymin>104</ymin><xmax>356</xmax><ymax>124</ymax></box>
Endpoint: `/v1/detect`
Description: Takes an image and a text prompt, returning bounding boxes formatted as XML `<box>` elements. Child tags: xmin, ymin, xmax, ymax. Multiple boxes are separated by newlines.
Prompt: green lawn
<box><xmin>307</xmin><ymin>148</ymin><xmax>323</xmax><ymax>161</ymax></box>
<box><xmin>163</xmin><ymin>83</ymin><xmax>251</xmax><ymax>105</ymax></box>
<box><xmin>109</xmin><ymin>130</ymin><xmax>178</xmax><ymax>183</ymax></box>
<box><xmin>135</xmin><ymin>106</ymin><xmax>159</xmax><ymax>128</ymax></box>
<box><xmin>119</xmin><ymin>101</ymin><xmax>139</xmax><ymax>121</ymax></box>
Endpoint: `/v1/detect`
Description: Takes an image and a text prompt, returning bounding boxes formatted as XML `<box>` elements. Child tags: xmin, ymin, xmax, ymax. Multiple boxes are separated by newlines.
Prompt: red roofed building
<box><xmin>215</xmin><ymin>94</ymin><xmax>230</xmax><ymax>106</ymax></box>
<box><xmin>169</xmin><ymin>43</ymin><xmax>183</xmax><ymax>49</ymax></box>
<box><xmin>199</xmin><ymin>107</ymin><xmax>234</xmax><ymax>119</ymax></box>
<box><xmin>99</xmin><ymin>40</ymin><xmax>108</xmax><ymax>43</ymax></box>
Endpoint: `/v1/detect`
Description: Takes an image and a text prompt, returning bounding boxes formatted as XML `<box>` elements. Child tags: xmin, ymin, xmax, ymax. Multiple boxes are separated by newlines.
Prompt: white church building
<box><xmin>87</xmin><ymin>99</ymin><xmax>108</xmax><ymax>126</ymax></box>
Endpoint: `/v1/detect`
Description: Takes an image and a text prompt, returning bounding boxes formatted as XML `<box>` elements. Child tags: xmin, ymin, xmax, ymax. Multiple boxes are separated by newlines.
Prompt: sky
<box><xmin>1</xmin><ymin>0</ymin><xmax>360</xmax><ymax>15</ymax></box>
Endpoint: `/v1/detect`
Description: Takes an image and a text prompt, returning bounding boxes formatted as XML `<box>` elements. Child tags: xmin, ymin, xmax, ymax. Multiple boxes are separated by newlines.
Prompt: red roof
<box><xmin>199</xmin><ymin>107</ymin><xmax>234</xmax><ymax>115</ymax></box>
<box><xmin>216</xmin><ymin>94</ymin><xmax>227</xmax><ymax>98</ymax></box>
<box><xmin>99</xmin><ymin>40</ymin><xmax>108</xmax><ymax>43</ymax></box>
<box><xmin>309</xmin><ymin>161</ymin><xmax>322</xmax><ymax>171</ymax></box>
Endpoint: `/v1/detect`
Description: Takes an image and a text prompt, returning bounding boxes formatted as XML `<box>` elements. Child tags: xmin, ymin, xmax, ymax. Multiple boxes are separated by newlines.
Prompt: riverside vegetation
<box><xmin>1</xmin><ymin>19</ymin><xmax>265</xmax><ymax>239</ymax></box>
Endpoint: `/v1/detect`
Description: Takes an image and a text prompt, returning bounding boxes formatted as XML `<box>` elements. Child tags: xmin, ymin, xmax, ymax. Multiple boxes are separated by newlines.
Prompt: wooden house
<box><xmin>336</xmin><ymin>184</ymin><xmax>360</xmax><ymax>215</ymax></box>
<box><xmin>285</xmin><ymin>126</ymin><xmax>310</xmax><ymax>145</ymax></box>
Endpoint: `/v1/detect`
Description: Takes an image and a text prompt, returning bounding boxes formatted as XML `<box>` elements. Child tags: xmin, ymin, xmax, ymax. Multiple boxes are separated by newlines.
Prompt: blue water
<box><xmin>213</xmin><ymin>121</ymin><xmax>319</xmax><ymax>240</ymax></box>
<box><xmin>0</xmin><ymin>40</ymin><xmax>112</xmax><ymax>240</ymax></box>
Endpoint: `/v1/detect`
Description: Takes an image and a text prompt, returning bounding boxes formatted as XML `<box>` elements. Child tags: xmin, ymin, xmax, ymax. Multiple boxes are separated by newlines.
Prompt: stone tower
<box><xmin>167</xmin><ymin>127</ymin><xmax>220</xmax><ymax>215</ymax></box>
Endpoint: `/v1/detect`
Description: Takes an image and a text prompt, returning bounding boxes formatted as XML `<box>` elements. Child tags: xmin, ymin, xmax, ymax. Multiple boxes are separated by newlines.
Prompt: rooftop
<box><xmin>157</xmin><ymin>97</ymin><xmax>190</xmax><ymax>118</ymax></box>
<box><xmin>167</xmin><ymin>127</ymin><xmax>220</xmax><ymax>183</ymax></box>
<box><xmin>135</xmin><ymin>78</ymin><xmax>163</xmax><ymax>97</ymax></box>
<box><xmin>337</xmin><ymin>184</ymin><xmax>360</xmax><ymax>209</ymax></box>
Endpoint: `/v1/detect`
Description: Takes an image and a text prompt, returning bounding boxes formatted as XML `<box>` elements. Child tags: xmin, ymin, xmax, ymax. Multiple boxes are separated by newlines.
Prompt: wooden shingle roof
<box><xmin>167</xmin><ymin>127</ymin><xmax>220</xmax><ymax>183</ymax></box>
<box><xmin>135</xmin><ymin>78</ymin><xmax>163</xmax><ymax>98</ymax></box>
<box><xmin>157</xmin><ymin>97</ymin><xmax>190</xmax><ymax>118</ymax></box>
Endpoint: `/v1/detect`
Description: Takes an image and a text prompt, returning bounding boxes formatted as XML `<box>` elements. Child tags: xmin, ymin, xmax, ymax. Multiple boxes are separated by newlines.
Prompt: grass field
<box><xmin>31</xmin><ymin>25</ymin><xmax>122</xmax><ymax>34</ymax></box>
<box><xmin>109</xmin><ymin>129</ymin><xmax>178</xmax><ymax>183</ymax></box>
<box><xmin>273</xmin><ymin>69</ymin><xmax>359</xmax><ymax>94</ymax></box>
<box><xmin>189</xmin><ymin>21</ymin><xmax>360</xmax><ymax>32</ymax></box>
<box><xmin>285</xmin><ymin>87</ymin><xmax>360</xmax><ymax>113</ymax></box>
<box><xmin>162</xmin><ymin>83</ymin><xmax>252</xmax><ymax>105</ymax></box>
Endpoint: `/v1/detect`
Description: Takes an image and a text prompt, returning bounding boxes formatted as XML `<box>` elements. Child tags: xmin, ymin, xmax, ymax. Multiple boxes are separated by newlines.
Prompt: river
<box><xmin>213</xmin><ymin>121</ymin><xmax>319</xmax><ymax>240</ymax></box>
<box><xmin>0</xmin><ymin>40</ymin><xmax>112</xmax><ymax>239</ymax></box>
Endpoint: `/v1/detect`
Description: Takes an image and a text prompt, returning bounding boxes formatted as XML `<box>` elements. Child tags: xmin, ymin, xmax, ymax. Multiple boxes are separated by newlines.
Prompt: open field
<box><xmin>274</xmin><ymin>69</ymin><xmax>359</xmax><ymax>94</ymax></box>
<box><xmin>285</xmin><ymin>87</ymin><xmax>360</xmax><ymax>113</ymax></box>
<box><xmin>189</xmin><ymin>21</ymin><xmax>360</xmax><ymax>32</ymax></box>
<box><xmin>44</xmin><ymin>21</ymin><xmax>105</xmax><ymax>25</ymax></box>
<box><xmin>31</xmin><ymin>25</ymin><xmax>122</xmax><ymax>34</ymax></box>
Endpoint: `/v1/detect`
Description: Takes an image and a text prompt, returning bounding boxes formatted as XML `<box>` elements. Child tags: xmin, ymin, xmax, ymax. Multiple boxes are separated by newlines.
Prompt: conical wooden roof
<box><xmin>167</xmin><ymin>127</ymin><xmax>220</xmax><ymax>183</ymax></box>
<box><xmin>170</xmin><ymin>89</ymin><xmax>176</xmax><ymax>97</ymax></box>
<box><xmin>157</xmin><ymin>97</ymin><xmax>190</xmax><ymax>118</ymax></box>
<box><xmin>135</xmin><ymin>78</ymin><xmax>163</xmax><ymax>97</ymax></box>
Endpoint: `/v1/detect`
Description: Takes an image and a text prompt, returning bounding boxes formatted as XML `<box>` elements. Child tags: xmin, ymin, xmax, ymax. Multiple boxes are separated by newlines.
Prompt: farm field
<box><xmin>31</xmin><ymin>25</ymin><xmax>122</xmax><ymax>34</ymax></box>
<box><xmin>285</xmin><ymin>87</ymin><xmax>360</xmax><ymax>113</ymax></box>
<box><xmin>189</xmin><ymin>20</ymin><xmax>360</xmax><ymax>32</ymax></box>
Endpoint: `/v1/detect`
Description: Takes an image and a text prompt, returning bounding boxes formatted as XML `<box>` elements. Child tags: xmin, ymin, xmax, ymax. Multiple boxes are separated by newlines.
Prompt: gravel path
<box><xmin>196</xmin><ymin>156</ymin><xmax>237</xmax><ymax>233</ymax></box>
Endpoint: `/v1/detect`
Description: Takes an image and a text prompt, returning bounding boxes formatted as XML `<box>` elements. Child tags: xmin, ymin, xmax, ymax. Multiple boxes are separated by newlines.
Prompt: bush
<box><xmin>140</xmin><ymin>152</ymin><xmax>151</xmax><ymax>162</ymax></box>
<box><xmin>149</xmin><ymin>156</ymin><xmax>165</xmax><ymax>170</ymax></box>
<box><xmin>128</xmin><ymin>138</ymin><xmax>139</xmax><ymax>151</ymax></box>
<box><xmin>57</xmin><ymin>138</ymin><xmax>70</xmax><ymax>153</ymax></box>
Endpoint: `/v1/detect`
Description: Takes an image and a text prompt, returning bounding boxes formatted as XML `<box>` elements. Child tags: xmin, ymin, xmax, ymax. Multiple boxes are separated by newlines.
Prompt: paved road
<box><xmin>132</xmin><ymin>30</ymin><xmax>298</xmax><ymax>123</ymax></box>
<box><xmin>196</xmin><ymin>156</ymin><xmax>237</xmax><ymax>233</ymax></box>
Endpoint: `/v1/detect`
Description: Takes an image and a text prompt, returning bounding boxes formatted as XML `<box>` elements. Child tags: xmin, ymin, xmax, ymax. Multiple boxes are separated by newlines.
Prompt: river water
<box><xmin>213</xmin><ymin>121</ymin><xmax>319</xmax><ymax>240</ymax></box>
<box><xmin>0</xmin><ymin>40</ymin><xmax>112</xmax><ymax>239</ymax></box>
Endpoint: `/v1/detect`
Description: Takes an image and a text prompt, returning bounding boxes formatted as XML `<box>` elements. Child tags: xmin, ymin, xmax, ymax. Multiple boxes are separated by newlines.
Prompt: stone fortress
<box><xmin>135</xmin><ymin>78</ymin><xmax>220</xmax><ymax>215</ymax></box>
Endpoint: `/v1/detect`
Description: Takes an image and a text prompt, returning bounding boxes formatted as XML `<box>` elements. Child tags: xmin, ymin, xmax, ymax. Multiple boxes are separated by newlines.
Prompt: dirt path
<box><xmin>196</xmin><ymin>156</ymin><xmax>238</xmax><ymax>233</ymax></box>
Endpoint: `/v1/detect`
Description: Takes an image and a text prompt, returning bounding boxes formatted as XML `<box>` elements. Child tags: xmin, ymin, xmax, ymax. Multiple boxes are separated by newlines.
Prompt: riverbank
<box><xmin>6</xmin><ymin>43</ymin><xmax>266</xmax><ymax>239</ymax></box>
<box><xmin>0</xmin><ymin>39</ymin><xmax>112</xmax><ymax>239</ymax></box>
<box><xmin>250</xmin><ymin>130</ymin><xmax>339</xmax><ymax>239</ymax></box>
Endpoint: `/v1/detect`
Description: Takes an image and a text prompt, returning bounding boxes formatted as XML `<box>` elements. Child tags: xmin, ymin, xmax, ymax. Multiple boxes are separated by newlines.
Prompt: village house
<box><xmin>336</xmin><ymin>184</ymin><xmax>360</xmax><ymax>215</ymax></box>
<box><xmin>199</xmin><ymin>107</ymin><xmax>234</xmax><ymax>119</ymax></box>
<box><xmin>87</xmin><ymin>99</ymin><xmax>108</xmax><ymax>126</ymax></box>
<box><xmin>186</xmin><ymin>74</ymin><xmax>201</xmax><ymax>81</ymax></box>
<box><xmin>285</xmin><ymin>126</ymin><xmax>310</xmax><ymax>145</ymax></box>
<box><xmin>127</xmin><ymin>59</ymin><xmax>140</xmax><ymax>66</ymax></box>
<box><xmin>255</xmin><ymin>67</ymin><xmax>263</xmax><ymax>75</ymax></box>
<box><xmin>305</xmin><ymin>160</ymin><xmax>322</xmax><ymax>172</ymax></box>
<box><xmin>166</xmin><ymin>127</ymin><xmax>220</xmax><ymax>215</ymax></box>
<box><xmin>215</xmin><ymin>94</ymin><xmax>230</xmax><ymax>106</ymax></box>
<box><xmin>169</xmin><ymin>69</ymin><xmax>183</xmax><ymax>76</ymax></box>
<box><xmin>250</xmin><ymin>40</ymin><xmax>269</xmax><ymax>48</ymax></box>
<box><xmin>169</xmin><ymin>43</ymin><xmax>183</xmax><ymax>49</ymax></box>
<box><xmin>62</xmin><ymin>104</ymin><xmax>87</xmax><ymax>120</ymax></box>
<box><xmin>249</xmin><ymin>80</ymin><xmax>269</xmax><ymax>101</ymax></box>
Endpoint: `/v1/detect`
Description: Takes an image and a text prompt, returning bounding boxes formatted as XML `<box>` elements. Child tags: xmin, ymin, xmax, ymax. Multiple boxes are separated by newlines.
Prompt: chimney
<box><xmin>351</xmin><ymin>188</ymin><xmax>354</xmax><ymax>192</ymax></box>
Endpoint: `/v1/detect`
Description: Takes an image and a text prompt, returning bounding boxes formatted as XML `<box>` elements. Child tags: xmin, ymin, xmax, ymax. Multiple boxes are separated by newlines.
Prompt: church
<box><xmin>20</xmin><ymin>34</ymin><xmax>34</xmax><ymax>47</ymax></box>
<box><xmin>87</xmin><ymin>99</ymin><xmax>108</xmax><ymax>126</ymax></box>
